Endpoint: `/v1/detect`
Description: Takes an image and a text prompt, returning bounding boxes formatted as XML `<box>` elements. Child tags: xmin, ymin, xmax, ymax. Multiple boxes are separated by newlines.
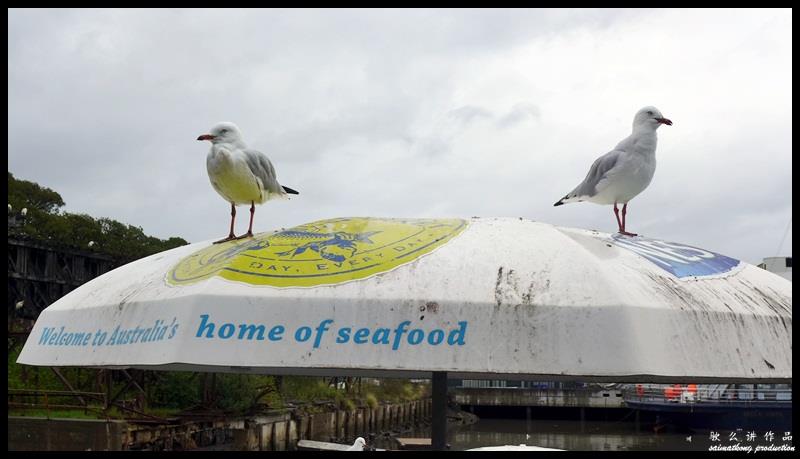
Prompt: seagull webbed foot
<box><xmin>213</xmin><ymin>234</ymin><xmax>238</xmax><ymax>244</ymax></box>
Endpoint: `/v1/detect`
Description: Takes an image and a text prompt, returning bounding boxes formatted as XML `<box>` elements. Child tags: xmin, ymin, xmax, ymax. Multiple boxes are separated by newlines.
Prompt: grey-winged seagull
<box><xmin>346</xmin><ymin>437</ymin><xmax>367</xmax><ymax>451</ymax></box>
<box><xmin>198</xmin><ymin>122</ymin><xmax>298</xmax><ymax>244</ymax></box>
<box><xmin>554</xmin><ymin>106</ymin><xmax>672</xmax><ymax>236</ymax></box>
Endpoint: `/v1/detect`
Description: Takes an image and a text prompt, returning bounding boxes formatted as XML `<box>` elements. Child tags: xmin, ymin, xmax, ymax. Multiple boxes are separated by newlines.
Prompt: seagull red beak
<box><xmin>655</xmin><ymin>118</ymin><xmax>673</xmax><ymax>126</ymax></box>
<box><xmin>197</xmin><ymin>134</ymin><xmax>216</xmax><ymax>141</ymax></box>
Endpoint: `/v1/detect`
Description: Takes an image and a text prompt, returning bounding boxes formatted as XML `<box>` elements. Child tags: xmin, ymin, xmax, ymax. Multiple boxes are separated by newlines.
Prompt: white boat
<box><xmin>467</xmin><ymin>444</ymin><xmax>564</xmax><ymax>451</ymax></box>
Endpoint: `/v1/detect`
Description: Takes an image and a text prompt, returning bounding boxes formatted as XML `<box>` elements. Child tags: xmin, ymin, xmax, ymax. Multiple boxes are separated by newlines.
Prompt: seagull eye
<box><xmin>647</xmin><ymin>111</ymin><xmax>653</xmax><ymax>116</ymax></box>
<box><xmin>220</xmin><ymin>129</ymin><xmax>228</xmax><ymax>134</ymax></box>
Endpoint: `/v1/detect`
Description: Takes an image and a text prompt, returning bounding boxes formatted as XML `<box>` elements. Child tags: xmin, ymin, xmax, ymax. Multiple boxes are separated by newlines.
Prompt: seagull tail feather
<box><xmin>282</xmin><ymin>186</ymin><xmax>299</xmax><ymax>195</ymax></box>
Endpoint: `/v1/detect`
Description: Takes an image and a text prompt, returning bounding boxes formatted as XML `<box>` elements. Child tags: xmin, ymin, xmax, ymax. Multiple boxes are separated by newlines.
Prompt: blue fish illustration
<box><xmin>274</xmin><ymin>230</ymin><xmax>381</xmax><ymax>263</ymax></box>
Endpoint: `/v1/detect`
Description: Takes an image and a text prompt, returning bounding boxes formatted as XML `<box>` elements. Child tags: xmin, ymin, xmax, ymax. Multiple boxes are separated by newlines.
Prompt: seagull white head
<box><xmin>633</xmin><ymin>106</ymin><xmax>672</xmax><ymax>130</ymax></box>
<box><xmin>350</xmin><ymin>437</ymin><xmax>367</xmax><ymax>450</ymax></box>
<box><xmin>197</xmin><ymin>122</ymin><xmax>244</xmax><ymax>145</ymax></box>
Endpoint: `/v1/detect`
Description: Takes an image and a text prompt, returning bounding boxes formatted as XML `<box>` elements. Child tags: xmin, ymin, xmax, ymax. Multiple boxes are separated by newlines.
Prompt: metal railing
<box><xmin>8</xmin><ymin>387</ymin><xmax>167</xmax><ymax>422</ymax></box>
<box><xmin>8</xmin><ymin>388</ymin><xmax>107</xmax><ymax>417</ymax></box>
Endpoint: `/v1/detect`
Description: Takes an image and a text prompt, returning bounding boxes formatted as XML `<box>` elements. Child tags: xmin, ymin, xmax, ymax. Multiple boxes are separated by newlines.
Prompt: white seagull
<box><xmin>198</xmin><ymin>122</ymin><xmax>298</xmax><ymax>244</ymax></box>
<box><xmin>346</xmin><ymin>437</ymin><xmax>367</xmax><ymax>451</ymax></box>
<box><xmin>21</xmin><ymin>207</ymin><xmax>28</xmax><ymax>217</ymax></box>
<box><xmin>554</xmin><ymin>106</ymin><xmax>672</xmax><ymax>236</ymax></box>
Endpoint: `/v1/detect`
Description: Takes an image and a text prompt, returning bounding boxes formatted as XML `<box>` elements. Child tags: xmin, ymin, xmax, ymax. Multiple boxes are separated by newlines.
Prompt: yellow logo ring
<box><xmin>168</xmin><ymin>217</ymin><xmax>467</xmax><ymax>288</ymax></box>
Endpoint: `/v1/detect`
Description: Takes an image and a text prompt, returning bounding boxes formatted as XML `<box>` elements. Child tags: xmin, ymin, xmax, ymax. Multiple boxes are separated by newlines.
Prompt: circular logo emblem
<box><xmin>168</xmin><ymin>217</ymin><xmax>467</xmax><ymax>287</ymax></box>
<box><xmin>608</xmin><ymin>234</ymin><xmax>741</xmax><ymax>279</ymax></box>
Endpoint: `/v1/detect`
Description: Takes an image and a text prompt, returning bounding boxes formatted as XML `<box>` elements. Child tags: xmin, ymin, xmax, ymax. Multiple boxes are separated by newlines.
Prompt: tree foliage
<box><xmin>8</xmin><ymin>172</ymin><xmax>188</xmax><ymax>260</ymax></box>
<box><xmin>7</xmin><ymin>171</ymin><xmax>65</xmax><ymax>214</ymax></box>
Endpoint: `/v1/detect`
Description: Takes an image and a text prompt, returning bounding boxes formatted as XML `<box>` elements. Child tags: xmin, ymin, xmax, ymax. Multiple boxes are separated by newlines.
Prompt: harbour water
<box><xmin>382</xmin><ymin>417</ymin><xmax>793</xmax><ymax>452</ymax></box>
<box><xmin>448</xmin><ymin>418</ymin><xmax>694</xmax><ymax>451</ymax></box>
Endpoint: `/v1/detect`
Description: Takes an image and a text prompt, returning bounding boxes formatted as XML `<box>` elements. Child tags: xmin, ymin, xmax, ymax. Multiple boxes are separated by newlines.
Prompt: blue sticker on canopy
<box><xmin>609</xmin><ymin>235</ymin><xmax>740</xmax><ymax>278</ymax></box>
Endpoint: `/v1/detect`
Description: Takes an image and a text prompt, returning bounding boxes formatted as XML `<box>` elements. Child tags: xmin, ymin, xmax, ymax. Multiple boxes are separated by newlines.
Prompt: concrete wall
<box><xmin>9</xmin><ymin>399</ymin><xmax>431</xmax><ymax>451</ymax></box>
<box><xmin>125</xmin><ymin>417</ymin><xmax>243</xmax><ymax>450</ymax></box>
<box><xmin>234</xmin><ymin>399</ymin><xmax>432</xmax><ymax>451</ymax></box>
<box><xmin>8</xmin><ymin>417</ymin><xmax>127</xmax><ymax>451</ymax></box>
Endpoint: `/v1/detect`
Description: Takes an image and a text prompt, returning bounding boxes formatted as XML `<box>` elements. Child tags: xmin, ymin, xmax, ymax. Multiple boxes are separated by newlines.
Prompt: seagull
<box><xmin>15</xmin><ymin>300</ymin><xmax>24</xmax><ymax>310</ymax></box>
<box><xmin>554</xmin><ymin>106</ymin><xmax>672</xmax><ymax>236</ymax></box>
<box><xmin>88</xmin><ymin>241</ymin><xmax>95</xmax><ymax>248</ymax></box>
<box><xmin>346</xmin><ymin>437</ymin><xmax>367</xmax><ymax>451</ymax></box>
<box><xmin>21</xmin><ymin>207</ymin><xmax>28</xmax><ymax>217</ymax></box>
<box><xmin>7</xmin><ymin>204</ymin><xmax>12</xmax><ymax>213</ymax></box>
<box><xmin>198</xmin><ymin>122</ymin><xmax>299</xmax><ymax>244</ymax></box>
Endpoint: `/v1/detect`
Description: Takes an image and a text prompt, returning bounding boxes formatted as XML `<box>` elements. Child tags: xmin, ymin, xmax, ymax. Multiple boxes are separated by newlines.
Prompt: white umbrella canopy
<box><xmin>18</xmin><ymin>217</ymin><xmax>792</xmax><ymax>383</ymax></box>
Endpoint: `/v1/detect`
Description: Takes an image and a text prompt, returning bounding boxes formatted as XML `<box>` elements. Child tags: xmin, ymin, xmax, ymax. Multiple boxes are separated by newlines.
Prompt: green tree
<box><xmin>8</xmin><ymin>172</ymin><xmax>65</xmax><ymax>214</ymax></box>
<box><xmin>8</xmin><ymin>171</ymin><xmax>188</xmax><ymax>260</ymax></box>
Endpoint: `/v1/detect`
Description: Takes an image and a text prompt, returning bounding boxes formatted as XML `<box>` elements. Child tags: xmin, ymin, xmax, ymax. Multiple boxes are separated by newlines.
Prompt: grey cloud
<box><xmin>448</xmin><ymin>106</ymin><xmax>494</xmax><ymax>125</ymax></box>
<box><xmin>496</xmin><ymin>103</ymin><xmax>541</xmax><ymax>129</ymax></box>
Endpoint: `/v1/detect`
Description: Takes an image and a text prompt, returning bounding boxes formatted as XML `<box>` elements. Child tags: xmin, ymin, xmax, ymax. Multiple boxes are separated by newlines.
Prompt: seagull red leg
<box><xmin>213</xmin><ymin>203</ymin><xmax>238</xmax><ymax>244</ymax></box>
<box><xmin>619</xmin><ymin>203</ymin><xmax>638</xmax><ymax>237</ymax></box>
<box><xmin>622</xmin><ymin>203</ymin><xmax>627</xmax><ymax>231</ymax></box>
<box><xmin>613</xmin><ymin>203</ymin><xmax>624</xmax><ymax>233</ymax></box>
<box><xmin>236</xmin><ymin>201</ymin><xmax>256</xmax><ymax>239</ymax></box>
<box><xmin>246</xmin><ymin>201</ymin><xmax>255</xmax><ymax>237</ymax></box>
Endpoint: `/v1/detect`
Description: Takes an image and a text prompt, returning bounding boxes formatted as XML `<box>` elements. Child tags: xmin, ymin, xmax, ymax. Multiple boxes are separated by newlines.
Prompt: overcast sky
<box><xmin>8</xmin><ymin>8</ymin><xmax>792</xmax><ymax>264</ymax></box>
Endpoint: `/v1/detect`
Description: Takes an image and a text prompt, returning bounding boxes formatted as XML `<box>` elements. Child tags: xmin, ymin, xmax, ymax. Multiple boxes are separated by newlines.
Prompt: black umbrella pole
<box><xmin>431</xmin><ymin>371</ymin><xmax>448</xmax><ymax>450</ymax></box>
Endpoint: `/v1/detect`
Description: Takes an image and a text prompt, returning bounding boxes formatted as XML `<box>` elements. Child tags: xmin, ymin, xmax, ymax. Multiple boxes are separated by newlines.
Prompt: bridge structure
<box><xmin>8</xmin><ymin>236</ymin><xmax>119</xmax><ymax>321</ymax></box>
